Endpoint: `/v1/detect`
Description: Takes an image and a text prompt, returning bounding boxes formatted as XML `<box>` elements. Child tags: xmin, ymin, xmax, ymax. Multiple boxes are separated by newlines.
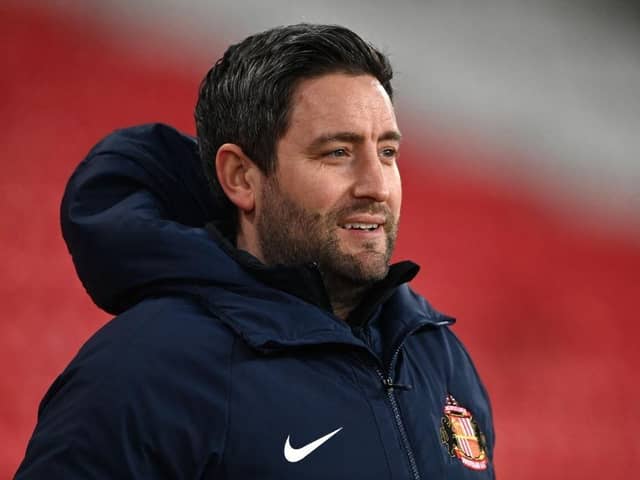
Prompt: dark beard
<box><xmin>256</xmin><ymin>177</ymin><xmax>398</xmax><ymax>290</ymax></box>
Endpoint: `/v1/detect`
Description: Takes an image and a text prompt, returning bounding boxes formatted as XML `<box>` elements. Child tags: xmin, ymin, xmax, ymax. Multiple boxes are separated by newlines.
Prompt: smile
<box><xmin>341</xmin><ymin>223</ymin><xmax>380</xmax><ymax>231</ymax></box>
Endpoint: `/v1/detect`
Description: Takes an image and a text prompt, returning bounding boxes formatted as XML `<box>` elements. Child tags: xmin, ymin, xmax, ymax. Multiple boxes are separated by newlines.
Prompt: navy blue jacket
<box><xmin>16</xmin><ymin>124</ymin><xmax>495</xmax><ymax>479</ymax></box>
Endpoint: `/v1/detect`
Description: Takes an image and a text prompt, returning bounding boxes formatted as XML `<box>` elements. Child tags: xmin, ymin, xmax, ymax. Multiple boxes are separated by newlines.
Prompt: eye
<box><xmin>323</xmin><ymin>148</ymin><xmax>349</xmax><ymax>160</ymax></box>
<box><xmin>380</xmin><ymin>147</ymin><xmax>398</xmax><ymax>162</ymax></box>
<box><xmin>326</xmin><ymin>148</ymin><xmax>349</xmax><ymax>158</ymax></box>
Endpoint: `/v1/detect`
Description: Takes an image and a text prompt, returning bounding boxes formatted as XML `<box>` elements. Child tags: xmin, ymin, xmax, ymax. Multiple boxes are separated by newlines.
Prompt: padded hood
<box><xmin>61</xmin><ymin>123</ymin><xmax>237</xmax><ymax>314</ymax></box>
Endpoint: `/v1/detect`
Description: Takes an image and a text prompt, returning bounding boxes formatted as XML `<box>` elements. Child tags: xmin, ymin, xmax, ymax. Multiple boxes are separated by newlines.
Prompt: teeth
<box><xmin>343</xmin><ymin>223</ymin><xmax>379</xmax><ymax>230</ymax></box>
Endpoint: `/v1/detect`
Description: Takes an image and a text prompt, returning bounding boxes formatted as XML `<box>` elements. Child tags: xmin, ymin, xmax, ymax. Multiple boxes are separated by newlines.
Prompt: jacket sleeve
<box><xmin>446</xmin><ymin>327</ymin><xmax>496</xmax><ymax>464</ymax></box>
<box><xmin>15</xmin><ymin>297</ymin><xmax>232</xmax><ymax>479</ymax></box>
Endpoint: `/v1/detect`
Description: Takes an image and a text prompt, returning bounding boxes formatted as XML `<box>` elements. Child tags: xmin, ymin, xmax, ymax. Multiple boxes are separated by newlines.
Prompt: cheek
<box><xmin>284</xmin><ymin>169</ymin><xmax>348</xmax><ymax>212</ymax></box>
<box><xmin>389</xmin><ymin>168</ymin><xmax>403</xmax><ymax>216</ymax></box>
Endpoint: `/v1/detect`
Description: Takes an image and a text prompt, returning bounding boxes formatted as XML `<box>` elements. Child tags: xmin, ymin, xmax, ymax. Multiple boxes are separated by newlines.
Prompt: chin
<box><xmin>337</xmin><ymin>256</ymin><xmax>389</xmax><ymax>284</ymax></box>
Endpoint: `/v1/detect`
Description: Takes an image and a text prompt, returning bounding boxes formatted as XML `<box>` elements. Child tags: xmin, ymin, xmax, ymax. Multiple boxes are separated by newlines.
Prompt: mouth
<box><xmin>340</xmin><ymin>222</ymin><xmax>381</xmax><ymax>232</ymax></box>
<box><xmin>336</xmin><ymin>206</ymin><xmax>391</xmax><ymax>240</ymax></box>
<box><xmin>338</xmin><ymin>210</ymin><xmax>388</xmax><ymax>234</ymax></box>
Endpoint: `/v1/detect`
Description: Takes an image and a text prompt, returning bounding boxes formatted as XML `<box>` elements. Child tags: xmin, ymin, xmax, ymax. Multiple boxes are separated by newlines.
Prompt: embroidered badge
<box><xmin>440</xmin><ymin>394</ymin><xmax>488</xmax><ymax>471</ymax></box>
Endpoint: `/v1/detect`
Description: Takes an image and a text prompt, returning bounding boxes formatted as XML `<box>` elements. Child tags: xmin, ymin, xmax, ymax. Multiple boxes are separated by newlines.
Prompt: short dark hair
<box><xmin>194</xmin><ymin>23</ymin><xmax>394</xmax><ymax>225</ymax></box>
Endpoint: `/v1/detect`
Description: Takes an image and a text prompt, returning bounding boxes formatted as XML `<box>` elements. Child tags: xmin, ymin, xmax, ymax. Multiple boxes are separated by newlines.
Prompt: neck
<box><xmin>235</xmin><ymin>223</ymin><xmax>371</xmax><ymax>321</ymax></box>
<box><xmin>321</xmin><ymin>271</ymin><xmax>372</xmax><ymax>321</ymax></box>
<box><xmin>235</xmin><ymin>217</ymin><xmax>263</xmax><ymax>259</ymax></box>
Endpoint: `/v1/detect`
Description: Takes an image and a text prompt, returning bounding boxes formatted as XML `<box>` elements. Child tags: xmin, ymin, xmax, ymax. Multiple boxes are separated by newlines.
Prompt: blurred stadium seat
<box><xmin>3</xmin><ymin>2</ymin><xmax>639</xmax><ymax>478</ymax></box>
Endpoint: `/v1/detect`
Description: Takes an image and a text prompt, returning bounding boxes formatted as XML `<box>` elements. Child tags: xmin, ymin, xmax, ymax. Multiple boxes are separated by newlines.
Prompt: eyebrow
<box><xmin>307</xmin><ymin>130</ymin><xmax>402</xmax><ymax>151</ymax></box>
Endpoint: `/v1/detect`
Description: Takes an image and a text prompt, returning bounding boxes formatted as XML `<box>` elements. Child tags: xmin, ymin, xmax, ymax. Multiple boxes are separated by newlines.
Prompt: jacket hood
<box><xmin>61</xmin><ymin>123</ymin><xmax>234</xmax><ymax>314</ymax></box>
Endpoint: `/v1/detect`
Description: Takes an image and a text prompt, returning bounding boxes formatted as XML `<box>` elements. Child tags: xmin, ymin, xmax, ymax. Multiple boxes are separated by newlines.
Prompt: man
<box><xmin>17</xmin><ymin>24</ymin><xmax>495</xmax><ymax>479</ymax></box>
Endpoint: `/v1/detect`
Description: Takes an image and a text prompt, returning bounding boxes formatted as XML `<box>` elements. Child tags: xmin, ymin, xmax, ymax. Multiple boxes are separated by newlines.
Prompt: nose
<box><xmin>352</xmin><ymin>147</ymin><xmax>390</xmax><ymax>202</ymax></box>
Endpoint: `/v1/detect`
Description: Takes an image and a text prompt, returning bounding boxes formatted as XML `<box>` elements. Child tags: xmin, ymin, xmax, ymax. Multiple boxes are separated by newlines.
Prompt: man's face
<box><xmin>255</xmin><ymin>73</ymin><xmax>402</xmax><ymax>285</ymax></box>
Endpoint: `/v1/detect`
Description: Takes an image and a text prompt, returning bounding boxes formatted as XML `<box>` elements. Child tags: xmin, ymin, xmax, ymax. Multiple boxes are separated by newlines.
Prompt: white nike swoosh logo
<box><xmin>283</xmin><ymin>427</ymin><xmax>343</xmax><ymax>463</ymax></box>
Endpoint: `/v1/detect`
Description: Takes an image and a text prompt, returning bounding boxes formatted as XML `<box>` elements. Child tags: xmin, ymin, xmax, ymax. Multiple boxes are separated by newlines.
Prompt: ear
<box><xmin>215</xmin><ymin>143</ymin><xmax>261</xmax><ymax>212</ymax></box>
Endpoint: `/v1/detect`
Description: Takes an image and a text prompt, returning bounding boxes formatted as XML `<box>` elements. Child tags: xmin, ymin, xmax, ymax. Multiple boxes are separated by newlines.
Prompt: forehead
<box><xmin>285</xmin><ymin>73</ymin><xmax>398</xmax><ymax>138</ymax></box>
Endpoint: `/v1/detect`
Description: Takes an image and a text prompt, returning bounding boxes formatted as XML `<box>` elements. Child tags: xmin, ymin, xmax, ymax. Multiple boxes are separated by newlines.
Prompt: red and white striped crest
<box><xmin>440</xmin><ymin>395</ymin><xmax>488</xmax><ymax>471</ymax></box>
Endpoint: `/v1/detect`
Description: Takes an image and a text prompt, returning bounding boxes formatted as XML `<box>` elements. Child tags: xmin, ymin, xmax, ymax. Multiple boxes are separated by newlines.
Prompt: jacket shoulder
<box><xmin>79</xmin><ymin>295</ymin><xmax>235</xmax><ymax>362</ymax></box>
<box><xmin>17</xmin><ymin>296</ymin><xmax>233</xmax><ymax>479</ymax></box>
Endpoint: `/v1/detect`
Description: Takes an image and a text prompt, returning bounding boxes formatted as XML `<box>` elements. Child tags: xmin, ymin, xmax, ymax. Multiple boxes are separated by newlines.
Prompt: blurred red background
<box><xmin>3</xmin><ymin>3</ymin><xmax>639</xmax><ymax>478</ymax></box>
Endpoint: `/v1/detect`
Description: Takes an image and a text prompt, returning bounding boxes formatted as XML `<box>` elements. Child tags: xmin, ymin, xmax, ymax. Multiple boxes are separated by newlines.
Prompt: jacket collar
<box><xmin>193</xmin><ymin>223</ymin><xmax>453</xmax><ymax>353</ymax></box>
<box><xmin>205</xmin><ymin>222</ymin><xmax>420</xmax><ymax>325</ymax></box>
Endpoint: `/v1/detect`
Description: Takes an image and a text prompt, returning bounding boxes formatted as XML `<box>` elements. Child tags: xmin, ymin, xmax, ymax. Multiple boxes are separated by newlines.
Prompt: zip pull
<box><xmin>382</xmin><ymin>377</ymin><xmax>413</xmax><ymax>392</ymax></box>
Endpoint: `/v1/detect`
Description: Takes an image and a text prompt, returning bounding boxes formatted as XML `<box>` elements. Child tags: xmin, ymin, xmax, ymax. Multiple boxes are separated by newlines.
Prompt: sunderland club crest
<box><xmin>440</xmin><ymin>394</ymin><xmax>488</xmax><ymax>471</ymax></box>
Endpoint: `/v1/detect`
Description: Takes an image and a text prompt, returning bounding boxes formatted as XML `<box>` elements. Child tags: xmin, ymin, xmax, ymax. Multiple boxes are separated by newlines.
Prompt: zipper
<box><xmin>376</xmin><ymin>364</ymin><xmax>420</xmax><ymax>480</ymax></box>
<box><xmin>374</xmin><ymin>327</ymin><xmax>425</xmax><ymax>480</ymax></box>
<box><xmin>359</xmin><ymin>320</ymin><xmax>450</xmax><ymax>479</ymax></box>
